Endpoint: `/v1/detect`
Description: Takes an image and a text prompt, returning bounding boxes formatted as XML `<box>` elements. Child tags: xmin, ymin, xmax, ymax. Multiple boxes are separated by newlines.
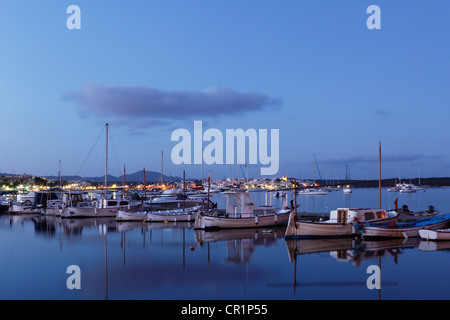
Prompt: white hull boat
<box><xmin>8</xmin><ymin>203</ymin><xmax>42</xmax><ymax>214</ymax></box>
<box><xmin>284</xmin><ymin>208</ymin><xmax>398</xmax><ymax>239</ymax></box>
<box><xmin>194</xmin><ymin>191</ymin><xmax>292</xmax><ymax>230</ymax></box>
<box><xmin>62</xmin><ymin>199</ymin><xmax>142</xmax><ymax>218</ymax></box>
<box><xmin>145</xmin><ymin>207</ymin><xmax>200</xmax><ymax>222</ymax></box>
<box><xmin>195</xmin><ymin>210</ymin><xmax>291</xmax><ymax>230</ymax></box>
<box><xmin>297</xmin><ymin>188</ymin><xmax>328</xmax><ymax>195</ymax></box>
<box><xmin>116</xmin><ymin>205</ymin><xmax>202</xmax><ymax>222</ymax></box>
<box><xmin>116</xmin><ymin>210</ymin><xmax>147</xmax><ymax>221</ymax></box>
<box><xmin>419</xmin><ymin>228</ymin><xmax>450</xmax><ymax>241</ymax></box>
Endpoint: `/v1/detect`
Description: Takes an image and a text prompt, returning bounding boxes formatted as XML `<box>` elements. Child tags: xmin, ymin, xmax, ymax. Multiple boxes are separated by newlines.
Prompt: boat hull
<box><xmin>284</xmin><ymin>211</ymin><xmax>398</xmax><ymax>239</ymax></box>
<box><xmin>62</xmin><ymin>206</ymin><xmax>118</xmax><ymax>218</ymax></box>
<box><xmin>116</xmin><ymin>210</ymin><xmax>147</xmax><ymax>221</ymax></box>
<box><xmin>363</xmin><ymin>215</ymin><xmax>450</xmax><ymax>239</ymax></box>
<box><xmin>419</xmin><ymin>228</ymin><xmax>450</xmax><ymax>241</ymax></box>
<box><xmin>285</xmin><ymin>219</ymin><xmax>354</xmax><ymax>239</ymax></box>
<box><xmin>194</xmin><ymin>211</ymin><xmax>291</xmax><ymax>230</ymax></box>
<box><xmin>297</xmin><ymin>190</ymin><xmax>328</xmax><ymax>195</ymax></box>
<box><xmin>146</xmin><ymin>211</ymin><xmax>197</xmax><ymax>222</ymax></box>
<box><xmin>8</xmin><ymin>204</ymin><xmax>41</xmax><ymax>214</ymax></box>
<box><xmin>62</xmin><ymin>202</ymin><xmax>142</xmax><ymax>218</ymax></box>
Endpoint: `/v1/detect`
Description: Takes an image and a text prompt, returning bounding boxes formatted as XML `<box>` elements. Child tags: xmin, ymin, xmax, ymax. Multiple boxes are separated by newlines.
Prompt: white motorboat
<box><xmin>284</xmin><ymin>208</ymin><xmax>398</xmax><ymax>239</ymax></box>
<box><xmin>8</xmin><ymin>201</ymin><xmax>42</xmax><ymax>214</ymax></box>
<box><xmin>16</xmin><ymin>191</ymin><xmax>36</xmax><ymax>205</ymax></box>
<box><xmin>399</xmin><ymin>185</ymin><xmax>417</xmax><ymax>193</ymax></box>
<box><xmin>61</xmin><ymin>198</ymin><xmax>142</xmax><ymax>218</ymax></box>
<box><xmin>150</xmin><ymin>189</ymin><xmax>185</xmax><ymax>203</ymax></box>
<box><xmin>194</xmin><ymin>191</ymin><xmax>292</xmax><ymax>230</ymax></box>
<box><xmin>343</xmin><ymin>186</ymin><xmax>352</xmax><ymax>193</ymax></box>
<box><xmin>297</xmin><ymin>188</ymin><xmax>328</xmax><ymax>195</ymax></box>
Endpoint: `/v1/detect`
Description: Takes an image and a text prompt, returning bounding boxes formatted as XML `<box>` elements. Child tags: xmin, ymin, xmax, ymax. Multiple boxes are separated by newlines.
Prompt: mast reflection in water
<box><xmin>1</xmin><ymin>187</ymin><xmax>450</xmax><ymax>299</ymax></box>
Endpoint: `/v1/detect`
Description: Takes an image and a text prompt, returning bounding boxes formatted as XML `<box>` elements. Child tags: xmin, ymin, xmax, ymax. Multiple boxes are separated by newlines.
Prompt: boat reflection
<box><xmin>285</xmin><ymin>237</ymin><xmax>421</xmax><ymax>266</ymax></box>
<box><xmin>419</xmin><ymin>240</ymin><xmax>450</xmax><ymax>251</ymax></box>
<box><xmin>195</xmin><ymin>226</ymin><xmax>285</xmax><ymax>265</ymax></box>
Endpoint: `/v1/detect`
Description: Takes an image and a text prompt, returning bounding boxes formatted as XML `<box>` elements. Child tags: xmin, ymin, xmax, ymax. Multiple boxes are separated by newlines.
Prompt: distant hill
<box><xmin>44</xmin><ymin>170</ymin><xmax>181</xmax><ymax>183</ymax></box>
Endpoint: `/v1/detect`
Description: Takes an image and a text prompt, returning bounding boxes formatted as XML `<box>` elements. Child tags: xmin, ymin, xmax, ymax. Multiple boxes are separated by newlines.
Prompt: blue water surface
<box><xmin>1</xmin><ymin>187</ymin><xmax>450</xmax><ymax>300</ymax></box>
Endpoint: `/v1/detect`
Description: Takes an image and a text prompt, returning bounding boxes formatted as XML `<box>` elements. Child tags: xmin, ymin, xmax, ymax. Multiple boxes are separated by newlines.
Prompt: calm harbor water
<box><xmin>1</xmin><ymin>187</ymin><xmax>450</xmax><ymax>300</ymax></box>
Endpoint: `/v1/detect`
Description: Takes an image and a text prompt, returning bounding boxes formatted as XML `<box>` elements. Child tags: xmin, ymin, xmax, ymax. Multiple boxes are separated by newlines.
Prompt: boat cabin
<box><xmin>328</xmin><ymin>208</ymin><xmax>388</xmax><ymax>224</ymax></box>
<box><xmin>63</xmin><ymin>192</ymin><xmax>89</xmax><ymax>207</ymax></box>
<box><xmin>224</xmin><ymin>191</ymin><xmax>277</xmax><ymax>218</ymax></box>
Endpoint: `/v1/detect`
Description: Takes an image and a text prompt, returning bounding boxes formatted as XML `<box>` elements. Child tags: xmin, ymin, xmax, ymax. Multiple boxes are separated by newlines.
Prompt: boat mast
<box><xmin>379</xmin><ymin>141</ymin><xmax>382</xmax><ymax>209</ymax></box>
<box><xmin>105</xmin><ymin>123</ymin><xmax>109</xmax><ymax>206</ymax></box>
<box><xmin>59</xmin><ymin>160</ymin><xmax>62</xmax><ymax>188</ymax></box>
<box><xmin>313</xmin><ymin>153</ymin><xmax>316</xmax><ymax>186</ymax></box>
<box><xmin>183</xmin><ymin>169</ymin><xmax>186</xmax><ymax>211</ymax></box>
<box><xmin>143</xmin><ymin>167</ymin><xmax>146</xmax><ymax>201</ymax></box>
<box><xmin>161</xmin><ymin>151</ymin><xmax>163</xmax><ymax>186</ymax></box>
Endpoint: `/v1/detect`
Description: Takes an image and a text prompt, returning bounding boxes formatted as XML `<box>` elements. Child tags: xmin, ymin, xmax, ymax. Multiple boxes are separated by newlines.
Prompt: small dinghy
<box><xmin>419</xmin><ymin>228</ymin><xmax>450</xmax><ymax>241</ymax></box>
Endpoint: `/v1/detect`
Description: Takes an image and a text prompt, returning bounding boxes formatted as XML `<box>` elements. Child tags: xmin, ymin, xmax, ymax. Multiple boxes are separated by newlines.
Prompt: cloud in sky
<box><xmin>374</xmin><ymin>109</ymin><xmax>390</xmax><ymax>118</ymax></box>
<box><xmin>63</xmin><ymin>84</ymin><xmax>281</xmax><ymax>130</ymax></box>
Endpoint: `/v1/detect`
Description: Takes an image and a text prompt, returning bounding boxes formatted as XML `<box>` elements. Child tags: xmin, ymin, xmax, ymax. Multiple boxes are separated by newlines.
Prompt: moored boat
<box><xmin>284</xmin><ymin>208</ymin><xmax>398</xmax><ymax>239</ymax></box>
<box><xmin>115</xmin><ymin>210</ymin><xmax>147</xmax><ymax>221</ymax></box>
<box><xmin>194</xmin><ymin>191</ymin><xmax>292</xmax><ymax>230</ymax></box>
<box><xmin>8</xmin><ymin>201</ymin><xmax>42</xmax><ymax>214</ymax></box>
<box><xmin>145</xmin><ymin>205</ymin><xmax>202</xmax><ymax>222</ymax></box>
<box><xmin>297</xmin><ymin>188</ymin><xmax>328</xmax><ymax>195</ymax></box>
<box><xmin>116</xmin><ymin>204</ymin><xmax>203</xmax><ymax>222</ymax></box>
<box><xmin>61</xmin><ymin>198</ymin><xmax>142</xmax><ymax>218</ymax></box>
<box><xmin>419</xmin><ymin>228</ymin><xmax>450</xmax><ymax>241</ymax></box>
<box><xmin>362</xmin><ymin>214</ymin><xmax>450</xmax><ymax>239</ymax></box>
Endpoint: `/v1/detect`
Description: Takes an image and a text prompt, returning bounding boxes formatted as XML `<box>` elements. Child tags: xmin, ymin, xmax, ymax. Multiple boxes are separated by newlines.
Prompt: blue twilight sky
<box><xmin>0</xmin><ymin>0</ymin><xmax>449</xmax><ymax>181</ymax></box>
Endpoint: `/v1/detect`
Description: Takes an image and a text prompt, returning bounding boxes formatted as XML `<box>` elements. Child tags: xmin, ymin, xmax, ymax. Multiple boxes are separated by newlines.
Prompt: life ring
<box><xmin>25</xmin><ymin>200</ymin><xmax>32</xmax><ymax>206</ymax></box>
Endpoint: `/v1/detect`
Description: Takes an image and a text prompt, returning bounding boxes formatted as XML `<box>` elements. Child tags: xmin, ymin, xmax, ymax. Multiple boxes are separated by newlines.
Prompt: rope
<box><xmin>108</xmin><ymin>126</ymin><xmax>122</xmax><ymax>177</ymax></box>
<box><xmin>75</xmin><ymin>126</ymin><xmax>105</xmax><ymax>176</ymax></box>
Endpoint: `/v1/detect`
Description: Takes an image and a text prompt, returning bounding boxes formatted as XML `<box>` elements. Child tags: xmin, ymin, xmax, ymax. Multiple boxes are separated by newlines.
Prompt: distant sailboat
<box><xmin>61</xmin><ymin>124</ymin><xmax>141</xmax><ymax>218</ymax></box>
<box><xmin>297</xmin><ymin>154</ymin><xmax>328</xmax><ymax>195</ymax></box>
<box><xmin>343</xmin><ymin>163</ymin><xmax>352</xmax><ymax>193</ymax></box>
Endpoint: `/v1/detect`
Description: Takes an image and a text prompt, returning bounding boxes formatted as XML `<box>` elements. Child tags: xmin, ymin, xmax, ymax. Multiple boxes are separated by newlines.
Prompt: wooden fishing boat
<box><xmin>393</xmin><ymin>200</ymin><xmax>439</xmax><ymax>222</ymax></box>
<box><xmin>284</xmin><ymin>208</ymin><xmax>398</xmax><ymax>239</ymax></box>
<box><xmin>116</xmin><ymin>202</ymin><xmax>205</xmax><ymax>222</ymax></box>
<box><xmin>362</xmin><ymin>214</ymin><xmax>450</xmax><ymax>239</ymax></box>
<box><xmin>115</xmin><ymin>210</ymin><xmax>148</xmax><ymax>222</ymax></box>
<box><xmin>145</xmin><ymin>205</ymin><xmax>201</xmax><ymax>222</ymax></box>
<box><xmin>194</xmin><ymin>191</ymin><xmax>292</xmax><ymax>230</ymax></box>
<box><xmin>419</xmin><ymin>228</ymin><xmax>450</xmax><ymax>241</ymax></box>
